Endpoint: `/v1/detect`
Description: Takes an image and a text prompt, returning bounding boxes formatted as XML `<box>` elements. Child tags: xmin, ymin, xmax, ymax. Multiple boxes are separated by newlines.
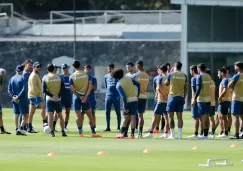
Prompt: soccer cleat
<box><xmin>187</xmin><ymin>134</ymin><xmax>198</xmax><ymax>139</ymax></box>
<box><xmin>103</xmin><ymin>128</ymin><xmax>111</xmax><ymax>132</ymax></box>
<box><xmin>117</xmin><ymin>129</ymin><xmax>121</xmax><ymax>133</ymax></box>
<box><xmin>50</xmin><ymin>131</ymin><xmax>55</xmax><ymax>137</ymax></box>
<box><xmin>136</xmin><ymin>134</ymin><xmax>143</xmax><ymax>139</ymax></box>
<box><xmin>166</xmin><ymin>135</ymin><xmax>175</xmax><ymax>139</ymax></box>
<box><xmin>143</xmin><ymin>133</ymin><xmax>153</xmax><ymax>138</ymax></box>
<box><xmin>153</xmin><ymin>129</ymin><xmax>160</xmax><ymax>134</ymax></box>
<box><xmin>16</xmin><ymin>130</ymin><xmax>26</xmax><ymax>136</ymax></box>
<box><xmin>209</xmin><ymin>134</ymin><xmax>215</xmax><ymax>139</ymax></box>
<box><xmin>79</xmin><ymin>134</ymin><xmax>84</xmax><ymax>137</ymax></box>
<box><xmin>91</xmin><ymin>133</ymin><xmax>102</xmax><ymax>138</ymax></box>
<box><xmin>198</xmin><ymin>134</ymin><xmax>204</xmax><ymax>138</ymax></box>
<box><xmin>144</xmin><ymin>128</ymin><xmax>150</xmax><ymax>133</ymax></box>
<box><xmin>64</xmin><ymin>128</ymin><xmax>69</xmax><ymax>132</ymax></box>
<box><xmin>177</xmin><ymin>135</ymin><xmax>182</xmax><ymax>139</ymax></box>
<box><xmin>160</xmin><ymin>133</ymin><xmax>168</xmax><ymax>138</ymax></box>
<box><xmin>43</xmin><ymin>123</ymin><xmax>48</xmax><ymax>127</ymax></box>
<box><xmin>27</xmin><ymin>129</ymin><xmax>38</xmax><ymax>133</ymax></box>
<box><xmin>217</xmin><ymin>134</ymin><xmax>228</xmax><ymax>138</ymax></box>
<box><xmin>1</xmin><ymin>130</ymin><xmax>11</xmax><ymax>134</ymax></box>
<box><xmin>230</xmin><ymin>134</ymin><xmax>240</xmax><ymax>139</ymax></box>
<box><xmin>199</xmin><ymin>135</ymin><xmax>208</xmax><ymax>140</ymax></box>
<box><xmin>239</xmin><ymin>132</ymin><xmax>243</xmax><ymax>137</ymax></box>
<box><xmin>62</xmin><ymin>132</ymin><xmax>67</xmax><ymax>137</ymax></box>
<box><xmin>116</xmin><ymin>134</ymin><xmax>125</xmax><ymax>139</ymax></box>
<box><xmin>130</xmin><ymin>135</ymin><xmax>135</xmax><ymax>139</ymax></box>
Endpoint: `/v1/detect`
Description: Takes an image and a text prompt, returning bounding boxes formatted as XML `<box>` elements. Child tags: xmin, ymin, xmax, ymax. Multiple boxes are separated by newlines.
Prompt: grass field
<box><xmin>0</xmin><ymin>108</ymin><xmax>242</xmax><ymax>171</ymax></box>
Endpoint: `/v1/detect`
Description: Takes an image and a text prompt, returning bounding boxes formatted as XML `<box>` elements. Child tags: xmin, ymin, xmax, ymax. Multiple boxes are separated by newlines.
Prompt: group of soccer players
<box><xmin>1</xmin><ymin>58</ymin><xmax>243</xmax><ymax>139</ymax></box>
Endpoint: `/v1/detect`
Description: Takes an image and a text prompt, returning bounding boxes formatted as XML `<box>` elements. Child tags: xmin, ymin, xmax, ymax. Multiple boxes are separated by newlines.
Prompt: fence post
<box><xmin>104</xmin><ymin>12</ymin><xmax>107</xmax><ymax>24</ymax></box>
<box><xmin>159</xmin><ymin>11</ymin><xmax>162</xmax><ymax>24</ymax></box>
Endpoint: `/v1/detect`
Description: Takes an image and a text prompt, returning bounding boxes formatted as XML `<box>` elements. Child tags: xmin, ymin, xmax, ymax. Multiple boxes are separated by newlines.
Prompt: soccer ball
<box><xmin>0</xmin><ymin>68</ymin><xmax>6</xmax><ymax>79</ymax></box>
<box><xmin>43</xmin><ymin>126</ymin><xmax>51</xmax><ymax>133</ymax></box>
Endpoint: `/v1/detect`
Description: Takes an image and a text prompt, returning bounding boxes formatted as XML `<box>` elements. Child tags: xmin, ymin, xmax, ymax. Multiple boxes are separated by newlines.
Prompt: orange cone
<box><xmin>192</xmin><ymin>146</ymin><xmax>200</xmax><ymax>150</ymax></box>
<box><xmin>230</xmin><ymin>144</ymin><xmax>238</xmax><ymax>148</ymax></box>
<box><xmin>143</xmin><ymin>149</ymin><xmax>152</xmax><ymax>154</ymax></box>
<box><xmin>47</xmin><ymin>152</ymin><xmax>56</xmax><ymax>157</ymax></box>
<box><xmin>97</xmin><ymin>151</ymin><xmax>106</xmax><ymax>155</ymax></box>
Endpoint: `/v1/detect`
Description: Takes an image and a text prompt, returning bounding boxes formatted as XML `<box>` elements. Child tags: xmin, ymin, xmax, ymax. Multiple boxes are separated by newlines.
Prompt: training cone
<box><xmin>192</xmin><ymin>146</ymin><xmax>200</xmax><ymax>150</ymax></box>
<box><xmin>47</xmin><ymin>152</ymin><xmax>56</xmax><ymax>157</ymax></box>
<box><xmin>97</xmin><ymin>151</ymin><xmax>106</xmax><ymax>155</ymax></box>
<box><xmin>143</xmin><ymin>149</ymin><xmax>152</xmax><ymax>154</ymax></box>
<box><xmin>230</xmin><ymin>144</ymin><xmax>238</xmax><ymax>148</ymax></box>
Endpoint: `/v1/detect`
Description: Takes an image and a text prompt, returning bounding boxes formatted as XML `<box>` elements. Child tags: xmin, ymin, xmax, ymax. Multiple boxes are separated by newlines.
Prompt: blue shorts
<box><xmin>197</xmin><ymin>102</ymin><xmax>210</xmax><ymax>115</ymax></box>
<box><xmin>166</xmin><ymin>96</ymin><xmax>184</xmax><ymax>113</ymax></box>
<box><xmin>62</xmin><ymin>97</ymin><xmax>72</xmax><ymax>109</ymax></box>
<box><xmin>218</xmin><ymin>101</ymin><xmax>231</xmax><ymax>115</ymax></box>
<box><xmin>29</xmin><ymin>97</ymin><xmax>43</xmax><ymax>107</ymax></box>
<box><xmin>138</xmin><ymin>99</ymin><xmax>147</xmax><ymax>113</ymax></box>
<box><xmin>209</xmin><ymin>106</ymin><xmax>215</xmax><ymax>116</ymax></box>
<box><xmin>124</xmin><ymin>101</ymin><xmax>138</xmax><ymax>115</ymax></box>
<box><xmin>231</xmin><ymin>100</ymin><xmax>243</xmax><ymax>115</ymax></box>
<box><xmin>191</xmin><ymin>101</ymin><xmax>200</xmax><ymax>118</ymax></box>
<box><xmin>46</xmin><ymin>100</ymin><xmax>62</xmax><ymax>113</ymax></box>
<box><xmin>0</xmin><ymin>104</ymin><xmax>2</xmax><ymax>115</ymax></box>
<box><xmin>153</xmin><ymin>101</ymin><xmax>157</xmax><ymax>110</ymax></box>
<box><xmin>73</xmin><ymin>96</ymin><xmax>91</xmax><ymax>112</ymax></box>
<box><xmin>13</xmin><ymin>100</ymin><xmax>29</xmax><ymax>115</ymax></box>
<box><xmin>154</xmin><ymin>102</ymin><xmax>167</xmax><ymax>116</ymax></box>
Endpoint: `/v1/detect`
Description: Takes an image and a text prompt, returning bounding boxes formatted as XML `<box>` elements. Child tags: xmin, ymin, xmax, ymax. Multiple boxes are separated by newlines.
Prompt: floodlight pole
<box><xmin>73</xmin><ymin>0</ymin><xmax>77</xmax><ymax>59</ymax></box>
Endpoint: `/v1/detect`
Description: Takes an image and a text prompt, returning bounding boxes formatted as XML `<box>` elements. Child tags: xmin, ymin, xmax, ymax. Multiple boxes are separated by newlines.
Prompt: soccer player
<box><xmin>59</xmin><ymin>64</ymin><xmax>72</xmax><ymax>132</ymax></box>
<box><xmin>228</xmin><ymin>61</ymin><xmax>243</xmax><ymax>139</ymax></box>
<box><xmin>165</xmin><ymin>63</ymin><xmax>171</xmax><ymax>74</ymax></box>
<box><xmin>53</xmin><ymin>64</ymin><xmax>59</xmax><ymax>73</ymax></box>
<box><xmin>205</xmin><ymin>68</ymin><xmax>216</xmax><ymax>138</ymax></box>
<box><xmin>0</xmin><ymin>68</ymin><xmax>11</xmax><ymax>134</ymax></box>
<box><xmin>217</xmin><ymin>68</ymin><xmax>232</xmax><ymax>138</ymax></box>
<box><xmin>42</xmin><ymin>64</ymin><xmax>67</xmax><ymax>137</ymax></box>
<box><xmin>8</xmin><ymin>65</ymin><xmax>29</xmax><ymax>135</ymax></box>
<box><xmin>188</xmin><ymin>65</ymin><xmax>201</xmax><ymax>139</ymax></box>
<box><xmin>144</xmin><ymin>64</ymin><xmax>169</xmax><ymax>138</ymax></box>
<box><xmin>192</xmin><ymin>63</ymin><xmax>211</xmax><ymax>139</ymax></box>
<box><xmin>132</xmin><ymin>60</ymin><xmax>149</xmax><ymax>138</ymax></box>
<box><xmin>112</xmin><ymin>69</ymin><xmax>140</xmax><ymax>139</ymax></box>
<box><xmin>165</xmin><ymin>62</ymin><xmax>187</xmax><ymax>139</ymax></box>
<box><xmin>84</xmin><ymin>64</ymin><xmax>97</xmax><ymax>130</ymax></box>
<box><xmin>69</xmin><ymin>60</ymin><xmax>101</xmax><ymax>137</ymax></box>
<box><xmin>27</xmin><ymin>62</ymin><xmax>47</xmax><ymax>133</ymax></box>
<box><xmin>104</xmin><ymin>63</ymin><xmax>121</xmax><ymax>132</ymax></box>
<box><xmin>125</xmin><ymin>62</ymin><xmax>135</xmax><ymax>77</ymax></box>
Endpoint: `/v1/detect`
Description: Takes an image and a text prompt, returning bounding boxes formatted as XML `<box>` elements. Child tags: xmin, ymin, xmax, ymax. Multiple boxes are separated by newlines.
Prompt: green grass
<box><xmin>0</xmin><ymin>109</ymin><xmax>242</xmax><ymax>171</ymax></box>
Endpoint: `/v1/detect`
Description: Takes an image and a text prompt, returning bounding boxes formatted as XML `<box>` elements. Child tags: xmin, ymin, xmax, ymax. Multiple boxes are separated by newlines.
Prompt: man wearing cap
<box><xmin>59</xmin><ymin>64</ymin><xmax>72</xmax><ymax>132</ymax></box>
<box><xmin>27</xmin><ymin>62</ymin><xmax>47</xmax><ymax>133</ymax></box>
<box><xmin>8</xmin><ymin>65</ymin><xmax>29</xmax><ymax>135</ymax></box>
<box><xmin>53</xmin><ymin>64</ymin><xmax>59</xmax><ymax>74</ymax></box>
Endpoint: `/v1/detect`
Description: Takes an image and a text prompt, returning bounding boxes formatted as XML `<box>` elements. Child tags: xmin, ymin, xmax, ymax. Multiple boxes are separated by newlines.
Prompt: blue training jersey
<box><xmin>60</xmin><ymin>74</ymin><xmax>72</xmax><ymax>100</ymax></box>
<box><xmin>153</xmin><ymin>75</ymin><xmax>159</xmax><ymax>92</ymax></box>
<box><xmin>104</xmin><ymin>73</ymin><xmax>119</xmax><ymax>97</ymax></box>
<box><xmin>23</xmin><ymin>71</ymin><xmax>31</xmax><ymax>86</ymax></box>
<box><xmin>89</xmin><ymin>74</ymin><xmax>97</xmax><ymax>104</ymax></box>
<box><xmin>8</xmin><ymin>74</ymin><xmax>28</xmax><ymax>101</ymax></box>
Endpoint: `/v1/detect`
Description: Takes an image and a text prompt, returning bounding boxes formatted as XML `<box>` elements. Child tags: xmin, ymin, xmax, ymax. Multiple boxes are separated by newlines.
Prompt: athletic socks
<box><xmin>204</xmin><ymin>129</ymin><xmax>209</xmax><ymax>137</ymax></box>
<box><xmin>170</xmin><ymin>128</ymin><xmax>175</xmax><ymax>137</ymax></box>
<box><xmin>120</xmin><ymin>127</ymin><xmax>126</xmax><ymax>134</ymax></box>
<box><xmin>43</xmin><ymin>119</ymin><xmax>47</xmax><ymax>124</ymax></box>
<box><xmin>91</xmin><ymin>126</ymin><xmax>96</xmax><ymax>134</ymax></box>
<box><xmin>178</xmin><ymin>128</ymin><xmax>182</xmax><ymax>138</ymax></box>
<box><xmin>124</xmin><ymin>127</ymin><xmax>129</xmax><ymax>136</ymax></box>
<box><xmin>78</xmin><ymin>127</ymin><xmax>83</xmax><ymax>134</ymax></box>
<box><xmin>240</xmin><ymin>127</ymin><xmax>243</xmax><ymax>132</ymax></box>
<box><xmin>194</xmin><ymin>131</ymin><xmax>198</xmax><ymax>136</ymax></box>
<box><xmin>161</xmin><ymin>118</ymin><xmax>165</xmax><ymax>130</ymax></box>
<box><xmin>28</xmin><ymin>123</ymin><xmax>33</xmax><ymax>130</ymax></box>
<box><xmin>131</xmin><ymin>129</ymin><xmax>135</xmax><ymax>136</ymax></box>
<box><xmin>64</xmin><ymin>122</ymin><xmax>68</xmax><ymax>128</ymax></box>
<box><xmin>155</xmin><ymin>127</ymin><xmax>159</xmax><ymax>131</ymax></box>
<box><xmin>220</xmin><ymin>131</ymin><xmax>223</xmax><ymax>135</ymax></box>
<box><xmin>139</xmin><ymin>127</ymin><xmax>143</xmax><ymax>135</ymax></box>
<box><xmin>225</xmin><ymin>131</ymin><xmax>228</xmax><ymax>136</ymax></box>
<box><xmin>0</xmin><ymin>126</ymin><xmax>4</xmax><ymax>132</ymax></box>
<box><xmin>53</xmin><ymin>121</ymin><xmax>57</xmax><ymax>130</ymax></box>
<box><xmin>211</xmin><ymin>129</ymin><xmax>215</xmax><ymax>135</ymax></box>
<box><xmin>228</xmin><ymin>127</ymin><xmax>231</xmax><ymax>132</ymax></box>
<box><xmin>200</xmin><ymin>130</ymin><xmax>203</xmax><ymax>136</ymax></box>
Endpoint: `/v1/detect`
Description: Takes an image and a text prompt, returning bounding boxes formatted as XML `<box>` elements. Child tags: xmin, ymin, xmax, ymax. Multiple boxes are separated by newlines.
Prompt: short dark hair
<box><xmin>235</xmin><ymin>61</ymin><xmax>243</xmax><ymax>70</ymax></box>
<box><xmin>156</xmin><ymin>65</ymin><xmax>161</xmax><ymax>69</ymax></box>
<box><xmin>160</xmin><ymin>64</ymin><xmax>168</xmax><ymax>73</ymax></box>
<box><xmin>165</xmin><ymin>63</ymin><xmax>171</xmax><ymax>67</ymax></box>
<box><xmin>47</xmin><ymin>63</ymin><xmax>55</xmax><ymax>72</ymax></box>
<box><xmin>126</xmin><ymin>62</ymin><xmax>134</xmax><ymax>67</ymax></box>
<box><xmin>175</xmin><ymin>62</ymin><xmax>182</xmax><ymax>70</ymax></box>
<box><xmin>107</xmin><ymin>63</ymin><xmax>114</xmax><ymax>68</ymax></box>
<box><xmin>218</xmin><ymin>68</ymin><xmax>226</xmax><ymax>74</ymax></box>
<box><xmin>84</xmin><ymin>64</ymin><xmax>91</xmax><ymax>69</ymax></box>
<box><xmin>135</xmin><ymin>60</ymin><xmax>143</xmax><ymax>67</ymax></box>
<box><xmin>73</xmin><ymin>60</ymin><xmax>80</xmax><ymax>69</ymax></box>
<box><xmin>111</xmin><ymin>69</ymin><xmax>124</xmax><ymax>80</ymax></box>
<box><xmin>190</xmin><ymin>65</ymin><xmax>198</xmax><ymax>74</ymax></box>
<box><xmin>222</xmin><ymin>66</ymin><xmax>231</xmax><ymax>74</ymax></box>
<box><xmin>197</xmin><ymin>63</ymin><xmax>206</xmax><ymax>72</ymax></box>
<box><xmin>24</xmin><ymin>59</ymin><xmax>33</xmax><ymax>65</ymax></box>
<box><xmin>205</xmin><ymin>68</ymin><xmax>211</xmax><ymax>75</ymax></box>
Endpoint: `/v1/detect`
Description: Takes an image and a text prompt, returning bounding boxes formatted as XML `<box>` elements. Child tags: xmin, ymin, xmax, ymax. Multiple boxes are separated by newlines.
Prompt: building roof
<box><xmin>171</xmin><ymin>0</ymin><xmax>243</xmax><ymax>7</ymax></box>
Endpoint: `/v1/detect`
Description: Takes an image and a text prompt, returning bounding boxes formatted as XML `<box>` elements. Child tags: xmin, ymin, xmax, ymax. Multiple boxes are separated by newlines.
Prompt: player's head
<box><xmin>197</xmin><ymin>63</ymin><xmax>206</xmax><ymax>74</ymax></box>
<box><xmin>174</xmin><ymin>62</ymin><xmax>182</xmax><ymax>71</ymax></box>
<box><xmin>234</xmin><ymin>61</ymin><xmax>243</xmax><ymax>72</ymax></box>
<box><xmin>72</xmin><ymin>60</ymin><xmax>80</xmax><ymax>69</ymax></box>
<box><xmin>135</xmin><ymin>60</ymin><xmax>143</xmax><ymax>71</ymax></box>
<box><xmin>53</xmin><ymin>64</ymin><xmax>59</xmax><ymax>73</ymax></box>
<box><xmin>0</xmin><ymin>68</ymin><xmax>6</xmax><ymax>78</ymax></box>
<box><xmin>47</xmin><ymin>63</ymin><xmax>55</xmax><ymax>73</ymax></box>
<box><xmin>111</xmin><ymin>69</ymin><xmax>124</xmax><ymax>80</ymax></box>
<box><xmin>24</xmin><ymin>59</ymin><xmax>33</xmax><ymax>71</ymax></box>
<box><xmin>190</xmin><ymin>65</ymin><xmax>198</xmax><ymax>76</ymax></box>
<box><xmin>33</xmin><ymin>62</ymin><xmax>42</xmax><ymax>72</ymax></box>
<box><xmin>156</xmin><ymin>65</ymin><xmax>161</xmax><ymax>74</ymax></box>
<box><xmin>107</xmin><ymin>63</ymin><xmax>115</xmax><ymax>73</ymax></box>
<box><xmin>84</xmin><ymin>64</ymin><xmax>92</xmax><ymax>74</ymax></box>
<box><xmin>165</xmin><ymin>63</ymin><xmax>171</xmax><ymax>73</ymax></box>
<box><xmin>159</xmin><ymin>64</ymin><xmax>168</xmax><ymax>74</ymax></box>
<box><xmin>126</xmin><ymin>62</ymin><xmax>134</xmax><ymax>73</ymax></box>
<box><xmin>15</xmin><ymin>64</ymin><xmax>24</xmax><ymax>75</ymax></box>
<box><xmin>61</xmin><ymin>64</ymin><xmax>69</xmax><ymax>74</ymax></box>
<box><xmin>217</xmin><ymin>68</ymin><xmax>226</xmax><ymax>79</ymax></box>
<box><xmin>205</xmin><ymin>68</ymin><xmax>211</xmax><ymax>76</ymax></box>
